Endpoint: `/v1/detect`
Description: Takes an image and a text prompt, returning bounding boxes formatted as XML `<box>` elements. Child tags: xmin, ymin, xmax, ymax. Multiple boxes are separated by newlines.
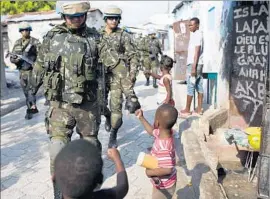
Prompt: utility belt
<box><xmin>50</xmin><ymin>100</ymin><xmax>83</xmax><ymax>109</ymax></box>
<box><xmin>50</xmin><ymin>101</ymin><xmax>70</xmax><ymax>109</ymax></box>
<box><xmin>19</xmin><ymin>66</ymin><xmax>33</xmax><ymax>71</ymax></box>
<box><xmin>18</xmin><ymin>61</ymin><xmax>33</xmax><ymax>71</ymax></box>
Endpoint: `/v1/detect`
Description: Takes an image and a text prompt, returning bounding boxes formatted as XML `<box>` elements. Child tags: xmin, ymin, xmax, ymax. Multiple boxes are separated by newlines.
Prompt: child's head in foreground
<box><xmin>54</xmin><ymin>139</ymin><xmax>103</xmax><ymax>199</ymax></box>
<box><xmin>154</xmin><ymin>104</ymin><xmax>178</xmax><ymax>130</ymax></box>
<box><xmin>160</xmin><ymin>55</ymin><xmax>175</xmax><ymax>73</ymax></box>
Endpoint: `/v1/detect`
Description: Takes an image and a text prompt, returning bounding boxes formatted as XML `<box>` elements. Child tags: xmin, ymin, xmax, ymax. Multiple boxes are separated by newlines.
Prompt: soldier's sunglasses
<box><xmin>107</xmin><ymin>17</ymin><xmax>120</xmax><ymax>21</ymax></box>
<box><xmin>65</xmin><ymin>13</ymin><xmax>85</xmax><ymax>20</ymax></box>
<box><xmin>19</xmin><ymin>29</ymin><xmax>30</xmax><ymax>32</ymax></box>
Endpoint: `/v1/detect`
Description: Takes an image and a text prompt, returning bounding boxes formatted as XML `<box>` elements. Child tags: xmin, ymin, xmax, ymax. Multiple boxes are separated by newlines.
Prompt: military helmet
<box><xmin>147</xmin><ymin>28</ymin><xmax>156</xmax><ymax>35</ymax></box>
<box><xmin>18</xmin><ymin>22</ymin><xmax>32</xmax><ymax>32</ymax></box>
<box><xmin>103</xmin><ymin>6</ymin><xmax>122</xmax><ymax>19</ymax></box>
<box><xmin>59</xmin><ymin>1</ymin><xmax>90</xmax><ymax>16</ymax></box>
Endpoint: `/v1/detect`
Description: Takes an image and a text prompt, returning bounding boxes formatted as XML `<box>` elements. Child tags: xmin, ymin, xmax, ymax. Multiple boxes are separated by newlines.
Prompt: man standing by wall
<box><xmin>179</xmin><ymin>17</ymin><xmax>204</xmax><ymax>117</ymax></box>
<box><xmin>9</xmin><ymin>22</ymin><xmax>40</xmax><ymax>120</ymax></box>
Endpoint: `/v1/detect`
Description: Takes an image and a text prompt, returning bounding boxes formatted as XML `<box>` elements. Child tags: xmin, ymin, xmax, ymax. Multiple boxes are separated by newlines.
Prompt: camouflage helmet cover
<box><xmin>147</xmin><ymin>28</ymin><xmax>156</xmax><ymax>35</ymax></box>
<box><xmin>60</xmin><ymin>1</ymin><xmax>90</xmax><ymax>15</ymax></box>
<box><xmin>19</xmin><ymin>22</ymin><xmax>32</xmax><ymax>32</ymax></box>
<box><xmin>103</xmin><ymin>6</ymin><xmax>122</xmax><ymax>19</ymax></box>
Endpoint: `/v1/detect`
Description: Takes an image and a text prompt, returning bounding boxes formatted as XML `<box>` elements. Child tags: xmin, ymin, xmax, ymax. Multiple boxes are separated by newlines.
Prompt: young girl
<box><xmin>145</xmin><ymin>55</ymin><xmax>175</xmax><ymax>106</ymax></box>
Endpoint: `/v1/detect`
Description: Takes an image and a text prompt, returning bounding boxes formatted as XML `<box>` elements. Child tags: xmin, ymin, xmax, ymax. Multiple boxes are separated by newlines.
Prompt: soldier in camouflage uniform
<box><xmin>143</xmin><ymin>28</ymin><xmax>163</xmax><ymax>88</ymax></box>
<box><xmin>97</xmin><ymin>61</ymin><xmax>111</xmax><ymax>132</ymax></box>
<box><xmin>31</xmin><ymin>2</ymin><xmax>101</xmax><ymax>198</ymax></box>
<box><xmin>134</xmin><ymin>33</ymin><xmax>145</xmax><ymax>71</ymax></box>
<box><xmin>10</xmin><ymin>22</ymin><xmax>40</xmax><ymax>120</ymax></box>
<box><xmin>99</xmin><ymin>6</ymin><xmax>141</xmax><ymax>148</ymax></box>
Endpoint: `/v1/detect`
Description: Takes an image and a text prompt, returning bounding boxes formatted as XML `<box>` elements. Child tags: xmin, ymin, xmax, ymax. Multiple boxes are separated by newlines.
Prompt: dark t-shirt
<box><xmin>92</xmin><ymin>171</ymin><xmax>128</xmax><ymax>199</ymax></box>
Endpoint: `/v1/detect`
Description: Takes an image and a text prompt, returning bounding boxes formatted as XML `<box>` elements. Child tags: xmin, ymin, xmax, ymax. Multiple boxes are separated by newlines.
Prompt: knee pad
<box><xmin>83</xmin><ymin>136</ymin><xmax>102</xmax><ymax>152</ymax></box>
<box><xmin>111</xmin><ymin>114</ymin><xmax>123</xmax><ymax>129</ymax></box>
<box><xmin>49</xmin><ymin>139</ymin><xmax>66</xmax><ymax>161</ymax></box>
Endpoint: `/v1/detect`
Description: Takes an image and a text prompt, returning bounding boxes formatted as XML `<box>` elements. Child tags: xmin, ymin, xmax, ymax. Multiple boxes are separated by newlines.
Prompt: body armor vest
<box><xmin>12</xmin><ymin>37</ymin><xmax>38</xmax><ymax>71</ymax></box>
<box><xmin>149</xmin><ymin>38</ymin><xmax>160</xmax><ymax>60</ymax></box>
<box><xmin>43</xmin><ymin>28</ymin><xmax>98</xmax><ymax>104</ymax></box>
<box><xmin>99</xmin><ymin>29</ymin><xmax>125</xmax><ymax>70</ymax></box>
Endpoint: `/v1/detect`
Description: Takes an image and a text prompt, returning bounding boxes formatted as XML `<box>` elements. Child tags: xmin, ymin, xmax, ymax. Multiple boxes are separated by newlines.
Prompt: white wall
<box><xmin>86</xmin><ymin>11</ymin><xmax>103</xmax><ymax>30</ymax></box>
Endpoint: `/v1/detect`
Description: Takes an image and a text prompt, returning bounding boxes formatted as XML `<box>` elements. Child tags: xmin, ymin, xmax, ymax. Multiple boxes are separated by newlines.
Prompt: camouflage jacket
<box><xmin>98</xmin><ymin>27</ymin><xmax>138</xmax><ymax>76</ymax></box>
<box><xmin>32</xmin><ymin>23</ymin><xmax>100</xmax><ymax>104</ymax></box>
<box><xmin>134</xmin><ymin>36</ymin><xmax>145</xmax><ymax>55</ymax></box>
<box><xmin>10</xmin><ymin>36</ymin><xmax>40</xmax><ymax>70</ymax></box>
<box><xmin>136</xmin><ymin>36</ymin><xmax>149</xmax><ymax>56</ymax></box>
<box><xmin>149</xmin><ymin>36</ymin><xmax>162</xmax><ymax>57</ymax></box>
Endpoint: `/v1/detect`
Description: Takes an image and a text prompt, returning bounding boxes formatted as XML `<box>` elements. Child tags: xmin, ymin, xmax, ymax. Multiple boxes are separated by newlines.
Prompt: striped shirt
<box><xmin>150</xmin><ymin>129</ymin><xmax>177</xmax><ymax>189</ymax></box>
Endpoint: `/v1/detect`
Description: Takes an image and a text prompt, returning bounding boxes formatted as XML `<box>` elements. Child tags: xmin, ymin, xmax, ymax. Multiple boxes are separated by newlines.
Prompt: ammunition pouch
<box><xmin>44</xmin><ymin>72</ymin><xmax>62</xmax><ymax>101</ymax></box>
<box><xmin>44</xmin><ymin>53</ymin><xmax>61</xmax><ymax>72</ymax></box>
<box><xmin>84</xmin><ymin>55</ymin><xmax>95</xmax><ymax>81</ymax></box>
<box><xmin>102</xmin><ymin>48</ymin><xmax>120</xmax><ymax>70</ymax></box>
<box><xmin>69</xmin><ymin>53</ymin><xmax>86</xmax><ymax>94</ymax></box>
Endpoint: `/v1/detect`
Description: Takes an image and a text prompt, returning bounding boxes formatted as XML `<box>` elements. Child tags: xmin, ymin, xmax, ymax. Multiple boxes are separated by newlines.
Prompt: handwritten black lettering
<box><xmin>231</xmin><ymin>3</ymin><xmax>268</xmax><ymax>125</ymax></box>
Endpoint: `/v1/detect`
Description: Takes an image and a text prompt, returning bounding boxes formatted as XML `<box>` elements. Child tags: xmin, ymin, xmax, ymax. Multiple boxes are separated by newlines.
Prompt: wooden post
<box><xmin>257</xmin><ymin>2</ymin><xmax>270</xmax><ymax>198</ymax></box>
<box><xmin>1</xmin><ymin>23</ymin><xmax>8</xmax><ymax>97</ymax></box>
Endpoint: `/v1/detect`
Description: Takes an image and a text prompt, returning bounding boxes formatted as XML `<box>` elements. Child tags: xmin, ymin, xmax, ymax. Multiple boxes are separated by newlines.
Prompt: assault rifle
<box><xmin>97</xmin><ymin>61</ymin><xmax>107</xmax><ymax>115</ymax></box>
<box><xmin>5</xmin><ymin>51</ymin><xmax>34</xmax><ymax>65</ymax></box>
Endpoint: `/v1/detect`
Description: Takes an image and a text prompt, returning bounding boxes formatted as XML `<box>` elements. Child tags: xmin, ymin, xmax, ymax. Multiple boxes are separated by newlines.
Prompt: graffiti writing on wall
<box><xmin>231</xmin><ymin>2</ymin><xmax>269</xmax><ymax>126</ymax></box>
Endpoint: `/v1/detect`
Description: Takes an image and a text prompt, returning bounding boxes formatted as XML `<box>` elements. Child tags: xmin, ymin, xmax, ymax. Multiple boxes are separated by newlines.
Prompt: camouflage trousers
<box><xmin>143</xmin><ymin>56</ymin><xmax>160</xmax><ymax>79</ymax></box>
<box><xmin>19</xmin><ymin>70</ymin><xmax>36</xmax><ymax>109</ymax></box>
<box><xmin>45</xmin><ymin>100</ymin><xmax>101</xmax><ymax>175</ymax></box>
<box><xmin>109</xmin><ymin>73</ymin><xmax>136</xmax><ymax>130</ymax></box>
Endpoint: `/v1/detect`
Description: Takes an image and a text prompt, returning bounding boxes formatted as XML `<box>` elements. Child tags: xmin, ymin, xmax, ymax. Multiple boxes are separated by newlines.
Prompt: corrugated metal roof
<box><xmin>172</xmin><ymin>1</ymin><xmax>193</xmax><ymax>13</ymax></box>
<box><xmin>8</xmin><ymin>13</ymin><xmax>61</xmax><ymax>22</ymax></box>
<box><xmin>6</xmin><ymin>8</ymin><xmax>101</xmax><ymax>23</ymax></box>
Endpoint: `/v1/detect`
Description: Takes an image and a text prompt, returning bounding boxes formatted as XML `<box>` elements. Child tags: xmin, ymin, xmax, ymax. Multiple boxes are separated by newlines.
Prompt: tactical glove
<box><xmin>125</xmin><ymin>95</ymin><xmax>141</xmax><ymax>114</ymax></box>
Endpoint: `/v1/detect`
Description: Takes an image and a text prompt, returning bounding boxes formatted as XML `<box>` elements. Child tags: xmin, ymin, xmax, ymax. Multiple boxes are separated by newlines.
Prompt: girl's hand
<box><xmin>164</xmin><ymin>96</ymin><xmax>170</xmax><ymax>104</ymax></box>
<box><xmin>135</xmin><ymin>109</ymin><xmax>143</xmax><ymax>119</ymax></box>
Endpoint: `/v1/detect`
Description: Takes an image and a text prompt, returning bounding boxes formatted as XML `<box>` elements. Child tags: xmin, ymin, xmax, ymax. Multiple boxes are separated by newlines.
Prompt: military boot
<box><xmin>105</xmin><ymin>115</ymin><xmax>111</xmax><ymax>132</ymax></box>
<box><xmin>31</xmin><ymin>108</ymin><xmax>39</xmax><ymax>114</ymax></box>
<box><xmin>25</xmin><ymin>109</ymin><xmax>33</xmax><ymax>120</ymax></box>
<box><xmin>145</xmin><ymin>78</ymin><xmax>150</xmax><ymax>86</ymax></box>
<box><xmin>108</xmin><ymin>128</ymin><xmax>118</xmax><ymax>148</ymax></box>
<box><xmin>153</xmin><ymin>78</ymin><xmax>158</xmax><ymax>88</ymax></box>
<box><xmin>53</xmin><ymin>181</ymin><xmax>63</xmax><ymax>199</ymax></box>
